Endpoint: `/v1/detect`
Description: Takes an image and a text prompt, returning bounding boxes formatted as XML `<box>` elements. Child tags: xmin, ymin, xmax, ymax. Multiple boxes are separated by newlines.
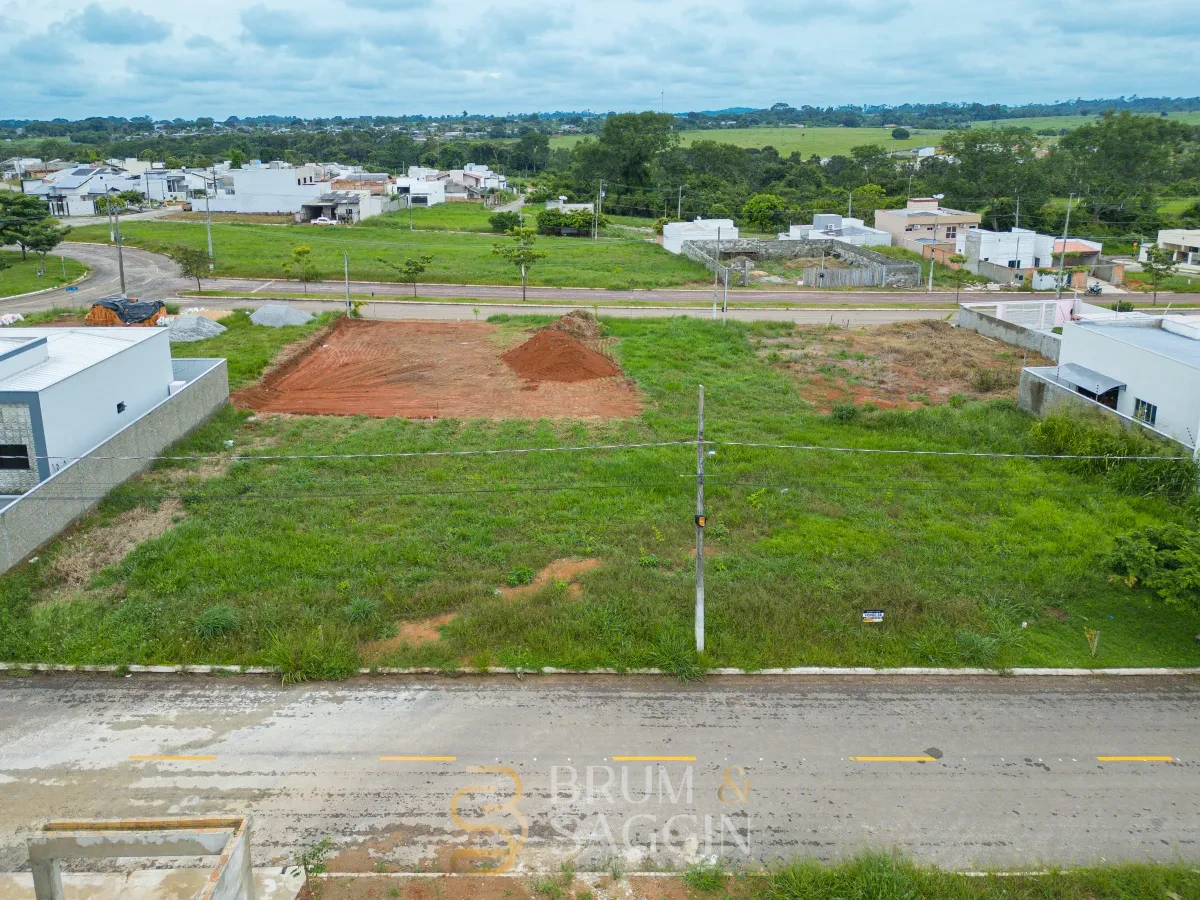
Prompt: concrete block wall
<box><xmin>681</xmin><ymin>237</ymin><xmax>921</xmax><ymax>287</ymax></box>
<box><xmin>1018</xmin><ymin>367</ymin><xmax>1191</xmax><ymax>454</ymax></box>
<box><xmin>957</xmin><ymin>305</ymin><xmax>1062</xmax><ymax>361</ymax></box>
<box><xmin>0</xmin><ymin>359</ymin><xmax>228</xmax><ymax>573</ymax></box>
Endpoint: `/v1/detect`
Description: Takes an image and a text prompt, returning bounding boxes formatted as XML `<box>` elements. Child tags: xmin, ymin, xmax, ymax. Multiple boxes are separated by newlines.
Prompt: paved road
<box><xmin>3</xmin><ymin>243</ymin><xmax>181</xmax><ymax>312</ymax></box>
<box><xmin>0</xmin><ymin>676</ymin><xmax>1196</xmax><ymax>874</ymax></box>
<box><xmin>42</xmin><ymin>244</ymin><xmax>1200</xmax><ymax>310</ymax></box>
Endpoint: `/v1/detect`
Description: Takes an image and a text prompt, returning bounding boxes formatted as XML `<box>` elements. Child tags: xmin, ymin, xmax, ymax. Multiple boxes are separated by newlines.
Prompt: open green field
<box><xmin>1</xmin><ymin>311</ymin><xmax>1197</xmax><ymax>676</ymax></box>
<box><xmin>0</xmin><ymin>250</ymin><xmax>88</xmax><ymax>298</ymax></box>
<box><xmin>552</xmin><ymin>127</ymin><xmax>948</xmax><ymax>157</ymax></box>
<box><xmin>983</xmin><ymin>111</ymin><xmax>1200</xmax><ymax>132</ymax></box>
<box><xmin>66</xmin><ymin>218</ymin><xmax>710</xmax><ymax>290</ymax></box>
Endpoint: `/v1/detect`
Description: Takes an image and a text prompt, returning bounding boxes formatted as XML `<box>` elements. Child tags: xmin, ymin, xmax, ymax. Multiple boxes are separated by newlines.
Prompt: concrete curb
<box><xmin>0</xmin><ymin>263</ymin><xmax>92</xmax><ymax>302</ymax></box>
<box><xmin>2</xmin><ymin>662</ymin><xmax>1198</xmax><ymax>678</ymax></box>
<box><xmin>173</xmin><ymin>295</ymin><xmax>961</xmax><ymax>313</ymax></box>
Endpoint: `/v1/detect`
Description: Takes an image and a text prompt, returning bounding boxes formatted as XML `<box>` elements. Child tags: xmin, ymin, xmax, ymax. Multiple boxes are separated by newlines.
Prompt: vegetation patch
<box><xmin>1</xmin><ymin>316</ymin><xmax>1198</xmax><ymax>673</ymax></box>
<box><xmin>0</xmin><ymin>250</ymin><xmax>88</xmax><ymax>298</ymax></box>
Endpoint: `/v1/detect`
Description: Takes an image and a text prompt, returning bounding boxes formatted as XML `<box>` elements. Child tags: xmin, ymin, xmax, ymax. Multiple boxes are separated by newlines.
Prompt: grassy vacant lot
<box><xmin>0</xmin><ymin>250</ymin><xmax>88</xmax><ymax>298</ymax></box>
<box><xmin>304</xmin><ymin>855</ymin><xmax>1199</xmax><ymax>900</ymax></box>
<box><xmin>66</xmin><ymin>220</ymin><xmax>708</xmax><ymax>290</ymax></box>
<box><xmin>552</xmin><ymin>127</ymin><xmax>947</xmax><ymax>157</ymax></box>
<box><xmin>1</xmin><ymin>312</ymin><xmax>1197</xmax><ymax>676</ymax></box>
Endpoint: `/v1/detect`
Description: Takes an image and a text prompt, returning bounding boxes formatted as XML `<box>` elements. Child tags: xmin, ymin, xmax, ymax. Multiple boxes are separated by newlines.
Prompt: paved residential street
<box><xmin>17</xmin><ymin>244</ymin><xmax>1200</xmax><ymax>315</ymax></box>
<box><xmin>0</xmin><ymin>676</ymin><xmax>1196</xmax><ymax>874</ymax></box>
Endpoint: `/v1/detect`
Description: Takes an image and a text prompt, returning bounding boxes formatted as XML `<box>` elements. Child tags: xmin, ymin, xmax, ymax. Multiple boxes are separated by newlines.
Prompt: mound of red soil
<box><xmin>501</xmin><ymin>328</ymin><xmax>621</xmax><ymax>383</ymax></box>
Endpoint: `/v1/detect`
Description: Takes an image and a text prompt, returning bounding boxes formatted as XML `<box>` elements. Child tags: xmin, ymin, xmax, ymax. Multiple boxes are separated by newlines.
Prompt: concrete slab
<box><xmin>0</xmin><ymin>867</ymin><xmax>303</xmax><ymax>900</ymax></box>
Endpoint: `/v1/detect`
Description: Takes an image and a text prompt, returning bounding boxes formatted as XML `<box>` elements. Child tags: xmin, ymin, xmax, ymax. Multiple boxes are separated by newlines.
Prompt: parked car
<box><xmin>310</xmin><ymin>216</ymin><xmax>336</xmax><ymax>225</ymax></box>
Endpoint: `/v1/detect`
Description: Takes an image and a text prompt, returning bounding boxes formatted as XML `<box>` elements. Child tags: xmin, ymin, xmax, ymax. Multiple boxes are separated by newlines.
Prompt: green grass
<box><xmin>756</xmin><ymin>853</ymin><xmax>1200</xmax><ymax>900</ymax></box>
<box><xmin>359</xmin><ymin>204</ymin><xmax>499</xmax><ymax>233</ymax></box>
<box><xmin>172</xmin><ymin>309</ymin><xmax>337</xmax><ymax>390</ymax></box>
<box><xmin>66</xmin><ymin>221</ymin><xmax>710</xmax><ymax>291</ymax></box>
<box><xmin>870</xmin><ymin>245</ymin><xmax>988</xmax><ymax>288</ymax></box>
<box><xmin>1</xmin><ymin>315</ymin><xmax>1198</xmax><ymax>673</ymax></box>
<box><xmin>0</xmin><ymin>250</ymin><xmax>88</xmax><ymax>298</ymax></box>
<box><xmin>551</xmin><ymin>127</ymin><xmax>948</xmax><ymax>157</ymax></box>
<box><xmin>1125</xmin><ymin>272</ymin><xmax>1200</xmax><ymax>294</ymax></box>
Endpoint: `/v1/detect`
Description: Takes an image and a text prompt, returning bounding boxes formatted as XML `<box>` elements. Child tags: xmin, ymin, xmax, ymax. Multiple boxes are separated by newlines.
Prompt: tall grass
<box><xmin>1</xmin><ymin>316</ymin><xmax>1197</xmax><ymax>673</ymax></box>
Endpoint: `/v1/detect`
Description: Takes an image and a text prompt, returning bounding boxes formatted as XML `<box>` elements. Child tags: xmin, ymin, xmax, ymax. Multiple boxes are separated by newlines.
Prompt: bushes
<box><xmin>489</xmin><ymin>211</ymin><xmax>521</xmax><ymax>233</ymax></box>
<box><xmin>1107</xmin><ymin>524</ymin><xmax>1200</xmax><ymax>612</ymax></box>
<box><xmin>1029</xmin><ymin>410</ymin><xmax>1198</xmax><ymax>497</ymax></box>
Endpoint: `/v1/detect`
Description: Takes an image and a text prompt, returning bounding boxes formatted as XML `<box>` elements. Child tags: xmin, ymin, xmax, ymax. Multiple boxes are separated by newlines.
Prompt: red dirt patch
<box><xmin>234</xmin><ymin>318</ymin><xmax>639</xmax><ymax>419</ymax></box>
<box><xmin>761</xmin><ymin>320</ymin><xmax>1052</xmax><ymax>412</ymax></box>
<box><xmin>498</xmin><ymin>557</ymin><xmax>601</xmax><ymax>600</ymax></box>
<box><xmin>502</xmin><ymin>328</ymin><xmax>621</xmax><ymax>383</ymax></box>
<box><xmin>360</xmin><ymin>613</ymin><xmax>457</xmax><ymax>661</ymax></box>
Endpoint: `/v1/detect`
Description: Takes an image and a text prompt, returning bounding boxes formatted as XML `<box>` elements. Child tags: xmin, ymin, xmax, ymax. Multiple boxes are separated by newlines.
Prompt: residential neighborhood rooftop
<box><xmin>0</xmin><ymin>327</ymin><xmax>165</xmax><ymax>392</ymax></box>
<box><xmin>1077</xmin><ymin>320</ymin><xmax>1200</xmax><ymax>369</ymax></box>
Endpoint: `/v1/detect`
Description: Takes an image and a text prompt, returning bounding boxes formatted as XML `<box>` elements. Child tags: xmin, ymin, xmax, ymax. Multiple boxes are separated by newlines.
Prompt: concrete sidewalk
<box><xmin>0</xmin><ymin>868</ymin><xmax>303</xmax><ymax>900</ymax></box>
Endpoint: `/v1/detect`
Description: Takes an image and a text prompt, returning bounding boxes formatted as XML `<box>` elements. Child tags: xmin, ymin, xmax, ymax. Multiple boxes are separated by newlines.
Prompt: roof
<box><xmin>1077</xmin><ymin>322</ymin><xmax>1200</xmax><ymax>370</ymax></box>
<box><xmin>0</xmin><ymin>327</ymin><xmax>165</xmax><ymax>393</ymax></box>
<box><xmin>303</xmin><ymin>191</ymin><xmax>363</xmax><ymax>206</ymax></box>
<box><xmin>1056</xmin><ymin>362</ymin><xmax>1125</xmax><ymax>395</ymax></box>
<box><xmin>1054</xmin><ymin>239</ymin><xmax>1100</xmax><ymax>254</ymax></box>
<box><xmin>878</xmin><ymin>206</ymin><xmax>978</xmax><ymax>219</ymax></box>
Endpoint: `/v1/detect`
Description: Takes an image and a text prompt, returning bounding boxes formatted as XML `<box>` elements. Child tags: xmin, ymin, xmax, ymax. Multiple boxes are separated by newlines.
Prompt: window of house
<box><xmin>944</xmin><ymin>226</ymin><xmax>957</xmax><ymax>238</ymax></box>
<box><xmin>905</xmin><ymin>225</ymin><xmax>916</xmax><ymax>232</ymax></box>
<box><xmin>1134</xmin><ymin>399</ymin><xmax>1157</xmax><ymax>426</ymax></box>
<box><xmin>0</xmin><ymin>444</ymin><xmax>30</xmax><ymax>471</ymax></box>
<box><xmin>1007</xmin><ymin>260</ymin><xmax>1018</xmax><ymax>268</ymax></box>
<box><xmin>116</xmin><ymin>402</ymin><xmax>126</xmax><ymax>414</ymax></box>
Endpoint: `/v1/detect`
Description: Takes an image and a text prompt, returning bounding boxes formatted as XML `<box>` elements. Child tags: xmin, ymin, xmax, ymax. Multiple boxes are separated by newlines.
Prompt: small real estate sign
<box><xmin>862</xmin><ymin>609</ymin><xmax>885</xmax><ymax>624</ymax></box>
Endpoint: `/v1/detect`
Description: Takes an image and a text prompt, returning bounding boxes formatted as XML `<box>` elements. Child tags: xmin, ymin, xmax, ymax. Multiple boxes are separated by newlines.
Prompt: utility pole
<box><xmin>677</xmin><ymin>185</ymin><xmax>683</xmax><ymax>219</ymax></box>
<box><xmin>694</xmin><ymin>384</ymin><xmax>705</xmax><ymax>654</ymax></box>
<box><xmin>1056</xmin><ymin>193</ymin><xmax>1075</xmax><ymax>302</ymax></box>
<box><xmin>344</xmin><ymin>251</ymin><xmax>351</xmax><ymax>312</ymax></box>
<box><xmin>721</xmin><ymin>267</ymin><xmax>729</xmax><ymax>324</ymax></box>
<box><xmin>1015</xmin><ymin>195</ymin><xmax>1020</xmax><ymax>230</ymax></box>
<box><xmin>113</xmin><ymin>203</ymin><xmax>127</xmax><ymax>298</ymax></box>
<box><xmin>712</xmin><ymin>227</ymin><xmax>721</xmax><ymax>319</ymax></box>
<box><xmin>848</xmin><ymin>189</ymin><xmax>853</xmax><ymax>219</ymax></box>
<box><xmin>204</xmin><ymin>174</ymin><xmax>215</xmax><ymax>272</ymax></box>
<box><xmin>409</xmin><ymin>195</ymin><xmax>413</xmax><ymax>231</ymax></box>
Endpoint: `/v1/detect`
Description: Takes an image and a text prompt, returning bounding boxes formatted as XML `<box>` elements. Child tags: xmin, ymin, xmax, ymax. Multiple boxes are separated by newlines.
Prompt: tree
<box><xmin>489</xmin><ymin>211</ymin><xmax>521</xmax><ymax>233</ymax></box>
<box><xmin>891</xmin><ymin>127</ymin><xmax>911</xmax><ymax>141</ymax></box>
<box><xmin>1141</xmin><ymin>244</ymin><xmax>1178</xmax><ymax>305</ymax></box>
<box><xmin>229</xmin><ymin>149</ymin><xmax>247</xmax><ymax>169</ymax></box>
<box><xmin>377</xmin><ymin>253</ymin><xmax>433</xmax><ymax>297</ymax></box>
<box><xmin>578</xmin><ymin>112</ymin><xmax>679</xmax><ymax>185</ymax></box>
<box><xmin>492</xmin><ymin>226</ymin><xmax>547</xmax><ymax>301</ymax></box>
<box><xmin>25</xmin><ymin>223</ymin><xmax>71</xmax><ymax>275</ymax></box>
<box><xmin>168</xmin><ymin>245</ymin><xmax>211</xmax><ymax>292</ymax></box>
<box><xmin>511</xmin><ymin>131</ymin><xmax>550</xmax><ymax>173</ymax></box>
<box><xmin>282</xmin><ymin>246</ymin><xmax>320</xmax><ymax>294</ymax></box>
<box><xmin>741</xmin><ymin>193</ymin><xmax>787</xmax><ymax>233</ymax></box>
<box><xmin>116</xmin><ymin>189</ymin><xmax>145</xmax><ymax>208</ymax></box>
<box><xmin>948</xmin><ymin>253</ymin><xmax>969</xmax><ymax>302</ymax></box>
<box><xmin>0</xmin><ymin>193</ymin><xmax>55</xmax><ymax>260</ymax></box>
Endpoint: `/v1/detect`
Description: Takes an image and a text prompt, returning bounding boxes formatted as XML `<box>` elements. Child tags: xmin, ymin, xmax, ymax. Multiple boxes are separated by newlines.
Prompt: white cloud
<box><xmin>0</xmin><ymin>0</ymin><xmax>1195</xmax><ymax>119</ymax></box>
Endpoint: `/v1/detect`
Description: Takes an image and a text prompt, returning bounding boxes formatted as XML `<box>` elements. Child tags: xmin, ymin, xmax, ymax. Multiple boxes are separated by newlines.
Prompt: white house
<box><xmin>299</xmin><ymin>190</ymin><xmax>400</xmax><ymax>223</ymax></box>
<box><xmin>779</xmin><ymin>214</ymin><xmax>891</xmax><ymax>247</ymax></box>
<box><xmin>388</xmin><ymin>177</ymin><xmax>446</xmax><ymax>206</ymax></box>
<box><xmin>22</xmin><ymin>165</ymin><xmax>131</xmax><ymax>217</ymax></box>
<box><xmin>1027</xmin><ymin>317</ymin><xmax>1200</xmax><ymax>457</ymax></box>
<box><xmin>545</xmin><ymin>196</ymin><xmax>594</xmax><ymax>213</ymax></box>
<box><xmin>406</xmin><ymin>166</ymin><xmax>441</xmax><ymax>180</ymax></box>
<box><xmin>1144</xmin><ymin>229</ymin><xmax>1200</xmax><ymax>266</ymax></box>
<box><xmin>0</xmin><ymin>327</ymin><xmax>178</xmax><ymax>493</ymax></box>
<box><xmin>662</xmin><ymin>218</ymin><xmax>738</xmax><ymax>255</ymax></box>
<box><xmin>208</xmin><ymin>164</ymin><xmax>330</xmax><ymax>214</ymax></box>
<box><xmin>965</xmin><ymin>228</ymin><xmax>1103</xmax><ymax>284</ymax></box>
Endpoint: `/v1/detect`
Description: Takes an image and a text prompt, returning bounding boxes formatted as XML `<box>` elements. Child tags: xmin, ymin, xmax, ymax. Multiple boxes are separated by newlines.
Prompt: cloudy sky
<box><xmin>1</xmin><ymin>0</ymin><xmax>1195</xmax><ymax>120</ymax></box>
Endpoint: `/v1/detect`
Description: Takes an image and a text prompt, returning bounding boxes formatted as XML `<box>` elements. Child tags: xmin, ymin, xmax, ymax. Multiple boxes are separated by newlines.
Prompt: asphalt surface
<box><xmin>0</xmin><ymin>676</ymin><xmax>1196</xmax><ymax>874</ymax></box>
<box><xmin>31</xmin><ymin>243</ymin><xmax>1200</xmax><ymax>314</ymax></box>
